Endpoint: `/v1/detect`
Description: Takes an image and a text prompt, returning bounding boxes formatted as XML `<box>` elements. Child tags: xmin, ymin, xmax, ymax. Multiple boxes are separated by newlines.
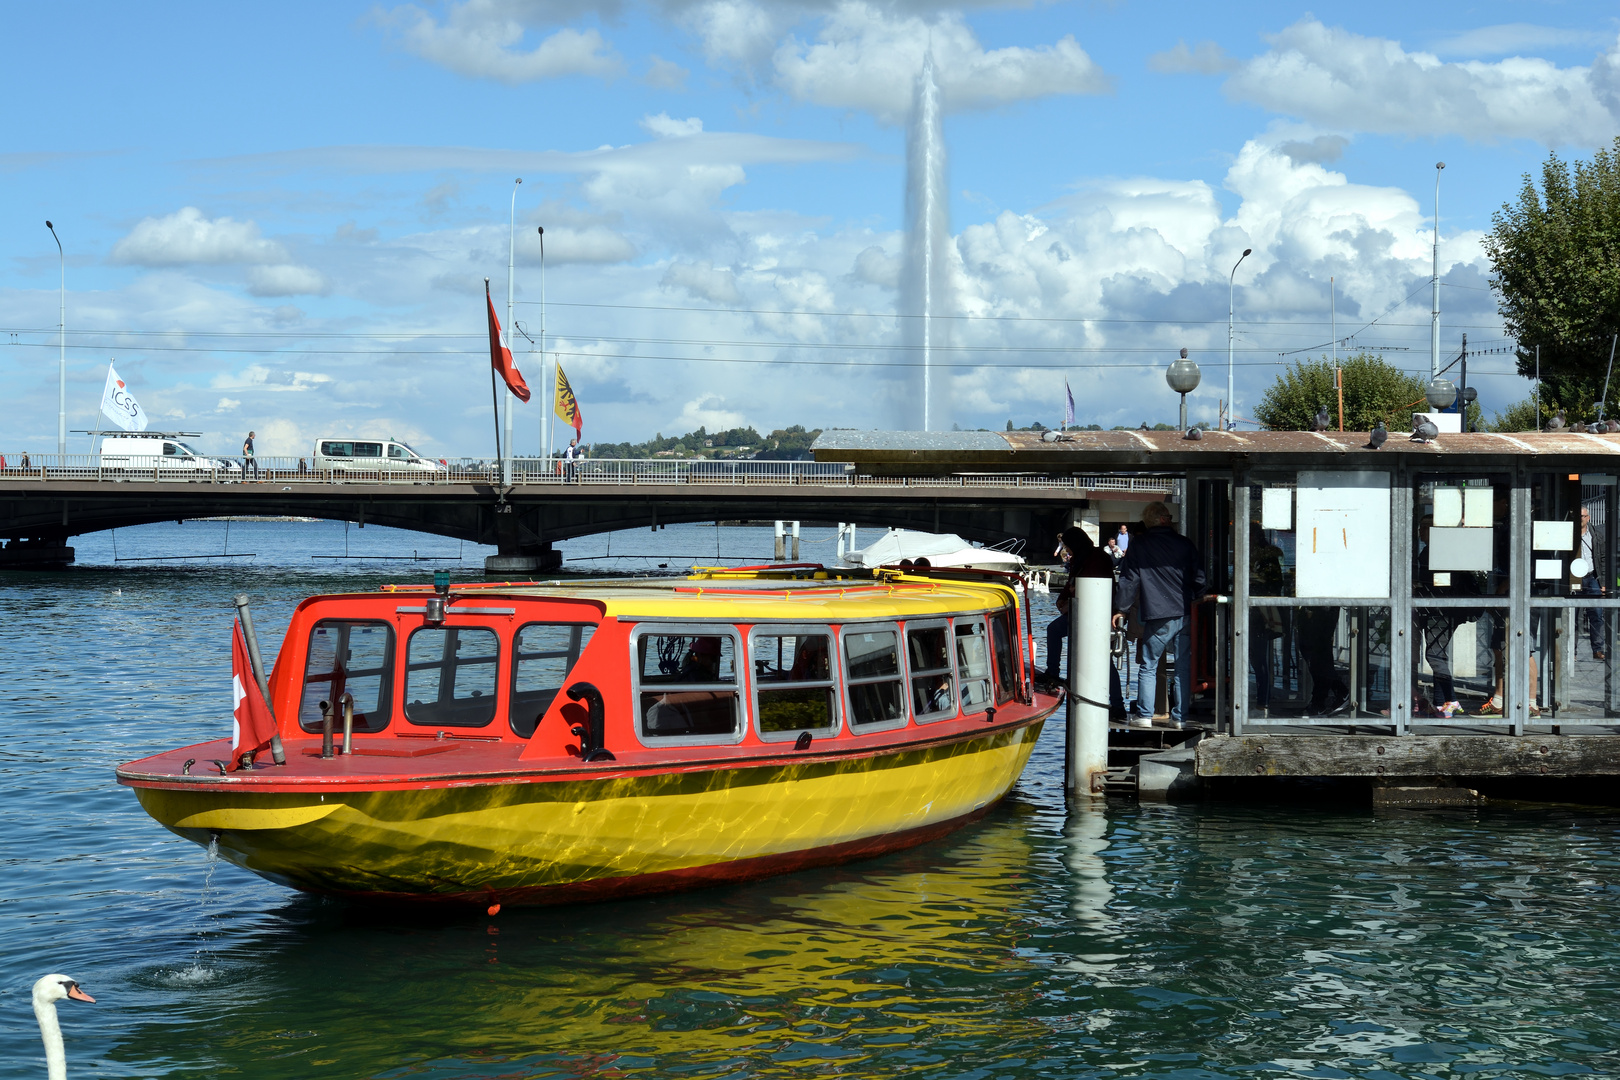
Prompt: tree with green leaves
<box><xmin>1253</xmin><ymin>353</ymin><xmax>1431</xmax><ymax>432</ymax></box>
<box><xmin>1483</xmin><ymin>137</ymin><xmax>1620</xmax><ymax>420</ymax></box>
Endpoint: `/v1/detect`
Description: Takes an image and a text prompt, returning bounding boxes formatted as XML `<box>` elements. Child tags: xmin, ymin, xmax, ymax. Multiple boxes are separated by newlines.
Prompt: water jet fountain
<box><xmin>903</xmin><ymin>51</ymin><xmax>952</xmax><ymax>431</ymax></box>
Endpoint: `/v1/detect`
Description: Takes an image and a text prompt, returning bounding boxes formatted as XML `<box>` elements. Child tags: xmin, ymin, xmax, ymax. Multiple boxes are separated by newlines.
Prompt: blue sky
<box><xmin>4</xmin><ymin>1</ymin><xmax>1618</xmax><ymax>458</ymax></box>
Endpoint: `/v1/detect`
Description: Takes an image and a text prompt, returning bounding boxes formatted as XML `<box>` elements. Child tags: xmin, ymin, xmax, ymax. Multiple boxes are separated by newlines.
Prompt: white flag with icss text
<box><xmin>100</xmin><ymin>363</ymin><xmax>147</xmax><ymax>432</ymax></box>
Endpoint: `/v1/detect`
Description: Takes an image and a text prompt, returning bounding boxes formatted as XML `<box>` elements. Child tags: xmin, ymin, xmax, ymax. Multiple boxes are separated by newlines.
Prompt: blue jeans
<box><xmin>1134</xmin><ymin>615</ymin><xmax>1190</xmax><ymax>724</ymax></box>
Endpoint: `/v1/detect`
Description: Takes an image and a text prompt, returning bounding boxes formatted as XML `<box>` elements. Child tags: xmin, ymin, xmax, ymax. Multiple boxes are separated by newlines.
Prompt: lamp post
<box><xmin>505</xmin><ymin>177</ymin><xmax>522</xmax><ymax>486</ymax></box>
<box><xmin>46</xmin><ymin>221</ymin><xmax>64</xmax><ymax>458</ymax></box>
<box><xmin>1431</xmin><ymin>162</ymin><xmax>1445</xmax><ymax>379</ymax></box>
<box><xmin>1167</xmin><ymin>347</ymin><xmax>1201</xmax><ymax>430</ymax></box>
<box><xmin>1228</xmin><ymin>247</ymin><xmax>1252</xmax><ymax>430</ymax></box>
<box><xmin>1425</xmin><ymin>378</ymin><xmax>1457</xmax><ymax>413</ymax></box>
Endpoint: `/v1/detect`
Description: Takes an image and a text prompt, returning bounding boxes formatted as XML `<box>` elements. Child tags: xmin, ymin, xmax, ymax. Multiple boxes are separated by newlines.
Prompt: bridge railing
<box><xmin>0</xmin><ymin>454</ymin><xmax>1171</xmax><ymax>492</ymax></box>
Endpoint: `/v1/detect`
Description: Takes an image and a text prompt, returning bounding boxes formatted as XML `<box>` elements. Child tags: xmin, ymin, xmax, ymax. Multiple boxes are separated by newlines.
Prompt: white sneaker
<box><xmin>1440</xmin><ymin>701</ymin><xmax>1463</xmax><ymax>718</ymax></box>
<box><xmin>1130</xmin><ymin>716</ymin><xmax>1156</xmax><ymax>728</ymax></box>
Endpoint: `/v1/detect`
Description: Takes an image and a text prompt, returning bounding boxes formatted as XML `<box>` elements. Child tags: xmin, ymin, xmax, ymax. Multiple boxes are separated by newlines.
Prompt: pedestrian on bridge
<box><xmin>243</xmin><ymin>431</ymin><xmax>260</xmax><ymax>480</ymax></box>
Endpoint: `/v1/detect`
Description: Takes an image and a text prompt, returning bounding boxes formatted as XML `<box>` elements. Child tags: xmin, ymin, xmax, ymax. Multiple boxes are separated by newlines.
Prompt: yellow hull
<box><xmin>136</xmin><ymin>721</ymin><xmax>1043</xmax><ymax>903</ymax></box>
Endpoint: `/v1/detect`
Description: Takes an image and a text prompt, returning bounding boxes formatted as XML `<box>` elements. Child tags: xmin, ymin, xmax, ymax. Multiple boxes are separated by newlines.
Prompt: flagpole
<box><xmin>538</xmin><ymin>225</ymin><xmax>549</xmax><ymax>470</ymax></box>
<box><xmin>505</xmin><ymin>178</ymin><xmax>521</xmax><ymax>486</ymax></box>
<box><xmin>485</xmin><ymin>277</ymin><xmax>502</xmax><ymax>468</ymax></box>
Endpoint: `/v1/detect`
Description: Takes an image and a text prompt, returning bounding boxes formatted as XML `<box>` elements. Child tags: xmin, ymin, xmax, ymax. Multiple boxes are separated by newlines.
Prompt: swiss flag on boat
<box><xmin>229</xmin><ymin>618</ymin><xmax>277</xmax><ymax>770</ymax></box>
<box><xmin>485</xmin><ymin>281</ymin><xmax>531</xmax><ymax>402</ymax></box>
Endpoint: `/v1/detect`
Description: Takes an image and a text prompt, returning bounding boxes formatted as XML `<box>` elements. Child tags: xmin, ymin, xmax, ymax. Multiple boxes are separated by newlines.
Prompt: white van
<box><xmin>100</xmin><ymin>434</ymin><xmax>241</xmax><ymax>474</ymax></box>
<box><xmin>312</xmin><ymin>438</ymin><xmax>445</xmax><ymax>474</ymax></box>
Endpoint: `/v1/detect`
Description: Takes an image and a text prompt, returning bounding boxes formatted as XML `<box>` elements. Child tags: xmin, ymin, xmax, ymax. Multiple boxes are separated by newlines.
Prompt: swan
<box><xmin>32</xmin><ymin>974</ymin><xmax>94</xmax><ymax>1080</ymax></box>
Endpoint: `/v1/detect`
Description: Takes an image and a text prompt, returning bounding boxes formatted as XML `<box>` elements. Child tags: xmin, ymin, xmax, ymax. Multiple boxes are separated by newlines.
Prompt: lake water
<box><xmin>4</xmin><ymin>521</ymin><xmax>1619</xmax><ymax>1079</ymax></box>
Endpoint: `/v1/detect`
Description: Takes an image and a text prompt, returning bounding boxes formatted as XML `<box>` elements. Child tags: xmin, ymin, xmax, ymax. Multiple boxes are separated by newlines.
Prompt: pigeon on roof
<box><xmin>1410</xmin><ymin>417</ymin><xmax>1439</xmax><ymax>443</ymax></box>
<box><xmin>1184</xmin><ymin>427</ymin><xmax>1203</xmax><ymax>441</ymax></box>
<box><xmin>1366</xmin><ymin>421</ymin><xmax>1388</xmax><ymax>450</ymax></box>
<box><xmin>1549</xmin><ymin>410</ymin><xmax>1566</xmax><ymax>431</ymax></box>
<box><xmin>1311</xmin><ymin>406</ymin><xmax>1330</xmax><ymax>432</ymax></box>
<box><xmin>1572</xmin><ymin>420</ymin><xmax>1589</xmax><ymax>433</ymax></box>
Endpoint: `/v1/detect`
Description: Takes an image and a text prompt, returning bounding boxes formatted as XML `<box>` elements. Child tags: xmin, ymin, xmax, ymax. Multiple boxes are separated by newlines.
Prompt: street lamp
<box><xmin>1431</xmin><ymin>162</ymin><xmax>1445</xmax><ymax>378</ymax></box>
<box><xmin>46</xmin><ymin>221</ymin><xmax>64</xmax><ymax>458</ymax></box>
<box><xmin>1167</xmin><ymin>347</ymin><xmax>1201</xmax><ymax>430</ymax></box>
<box><xmin>504</xmin><ymin>178</ymin><xmax>522</xmax><ymax>486</ymax></box>
<box><xmin>1425</xmin><ymin>377</ymin><xmax>1457</xmax><ymax>412</ymax></box>
<box><xmin>1228</xmin><ymin>247</ymin><xmax>1252</xmax><ymax>430</ymax></box>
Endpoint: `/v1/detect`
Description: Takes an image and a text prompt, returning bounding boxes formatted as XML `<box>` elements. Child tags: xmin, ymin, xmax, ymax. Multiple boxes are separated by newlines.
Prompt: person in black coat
<box><xmin>1040</xmin><ymin>526</ymin><xmax>1125</xmax><ymax>716</ymax></box>
<box><xmin>1113</xmin><ymin>502</ymin><xmax>1206</xmax><ymax>726</ymax></box>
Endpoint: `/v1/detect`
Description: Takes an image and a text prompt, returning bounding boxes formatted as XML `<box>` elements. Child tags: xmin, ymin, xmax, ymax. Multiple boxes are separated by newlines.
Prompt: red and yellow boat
<box><xmin>117</xmin><ymin>565</ymin><xmax>1058</xmax><ymax>906</ymax></box>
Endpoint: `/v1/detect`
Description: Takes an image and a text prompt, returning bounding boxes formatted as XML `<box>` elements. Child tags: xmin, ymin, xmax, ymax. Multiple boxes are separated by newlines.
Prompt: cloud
<box><xmin>525</xmin><ymin>222</ymin><xmax>638</xmax><ymax>263</ymax></box>
<box><xmin>640</xmin><ymin>112</ymin><xmax>704</xmax><ymax>137</ymax></box>
<box><xmin>1148</xmin><ymin>39</ymin><xmax>1238</xmax><ymax>75</ymax></box>
<box><xmin>670</xmin><ymin>393</ymin><xmax>748</xmax><ymax>433</ymax></box>
<box><xmin>773</xmin><ymin>3</ymin><xmax>1112</xmax><ymax>125</ymax></box>
<box><xmin>110</xmin><ymin>207</ymin><xmax>288</xmax><ymax>266</ymax></box>
<box><xmin>211</xmin><ymin>365</ymin><xmax>337</xmax><ymax>392</ymax></box>
<box><xmin>1278</xmin><ymin>134</ymin><xmax>1348</xmax><ymax>165</ymax></box>
<box><xmin>645</xmin><ymin>53</ymin><xmax>690</xmax><ymax>88</ymax></box>
<box><xmin>216</xmin><ymin>397</ymin><xmax>241</xmax><ymax>411</ymax></box>
<box><xmin>680</xmin><ymin>0</ymin><xmax>789</xmax><ymax>68</ymax></box>
<box><xmin>853</xmin><ymin>244</ymin><xmax>900</xmax><ymax>289</ymax></box>
<box><xmin>247</xmin><ymin>264</ymin><xmax>331</xmax><ymax>297</ymax></box>
<box><xmin>662</xmin><ymin>260</ymin><xmax>741</xmax><ymax>303</ymax></box>
<box><xmin>204</xmin><ymin>131</ymin><xmax>863</xmax><ymax>175</ymax></box>
<box><xmin>1223</xmin><ymin>19</ymin><xmax>1620</xmax><ymax>147</ymax></box>
<box><xmin>1431</xmin><ymin>24</ymin><xmax>1603</xmax><ymax>59</ymax></box>
<box><xmin>379</xmin><ymin>0</ymin><xmax>623</xmax><ymax>83</ymax></box>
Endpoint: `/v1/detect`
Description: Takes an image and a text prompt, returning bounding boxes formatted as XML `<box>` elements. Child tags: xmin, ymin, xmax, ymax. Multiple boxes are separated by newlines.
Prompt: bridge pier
<box><xmin>0</xmin><ymin>539</ymin><xmax>75</xmax><ymax>569</ymax></box>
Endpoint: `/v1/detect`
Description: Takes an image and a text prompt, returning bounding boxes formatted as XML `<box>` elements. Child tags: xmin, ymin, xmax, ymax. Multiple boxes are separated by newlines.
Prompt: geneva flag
<box><xmin>229</xmin><ymin>618</ymin><xmax>277</xmax><ymax>770</ymax></box>
<box><xmin>100</xmin><ymin>362</ymin><xmax>148</xmax><ymax>432</ymax></box>
<box><xmin>485</xmin><ymin>282</ymin><xmax>531</xmax><ymax>402</ymax></box>
<box><xmin>555</xmin><ymin>362</ymin><xmax>583</xmax><ymax>436</ymax></box>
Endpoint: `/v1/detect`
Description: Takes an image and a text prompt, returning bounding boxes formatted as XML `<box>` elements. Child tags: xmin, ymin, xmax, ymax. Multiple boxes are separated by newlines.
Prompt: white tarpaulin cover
<box><xmin>841</xmin><ymin>528</ymin><xmax>1023</xmax><ymax>571</ymax></box>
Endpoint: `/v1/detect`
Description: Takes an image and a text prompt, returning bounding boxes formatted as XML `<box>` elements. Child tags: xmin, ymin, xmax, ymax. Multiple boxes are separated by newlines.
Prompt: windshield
<box><xmin>173</xmin><ymin>441</ymin><xmax>202</xmax><ymax>456</ymax></box>
<box><xmin>394</xmin><ymin>441</ymin><xmax>423</xmax><ymax>458</ymax></box>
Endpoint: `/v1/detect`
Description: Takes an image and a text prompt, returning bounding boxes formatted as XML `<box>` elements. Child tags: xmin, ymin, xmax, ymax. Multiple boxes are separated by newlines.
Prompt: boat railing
<box><xmin>0</xmin><ymin>455</ymin><xmax>1173</xmax><ymax>492</ymax></box>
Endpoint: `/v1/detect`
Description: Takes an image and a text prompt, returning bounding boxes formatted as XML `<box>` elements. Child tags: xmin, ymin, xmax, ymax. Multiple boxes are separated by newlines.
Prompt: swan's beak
<box><xmin>66</xmin><ymin>984</ymin><xmax>95</xmax><ymax>1003</ymax></box>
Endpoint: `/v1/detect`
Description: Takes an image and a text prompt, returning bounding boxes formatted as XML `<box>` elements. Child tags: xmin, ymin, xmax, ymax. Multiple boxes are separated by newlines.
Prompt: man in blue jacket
<box><xmin>1113</xmin><ymin>501</ymin><xmax>1206</xmax><ymax>727</ymax></box>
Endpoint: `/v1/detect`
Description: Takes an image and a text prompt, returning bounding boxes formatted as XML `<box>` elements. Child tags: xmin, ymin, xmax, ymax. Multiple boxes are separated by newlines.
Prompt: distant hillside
<box><xmin>585</xmin><ymin>424</ymin><xmax>822</xmax><ymax>460</ymax></box>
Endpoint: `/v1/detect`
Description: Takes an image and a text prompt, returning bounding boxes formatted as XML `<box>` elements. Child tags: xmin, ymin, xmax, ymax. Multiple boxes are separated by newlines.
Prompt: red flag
<box><xmin>229</xmin><ymin>618</ymin><xmax>277</xmax><ymax>770</ymax></box>
<box><xmin>485</xmin><ymin>282</ymin><xmax>531</xmax><ymax>403</ymax></box>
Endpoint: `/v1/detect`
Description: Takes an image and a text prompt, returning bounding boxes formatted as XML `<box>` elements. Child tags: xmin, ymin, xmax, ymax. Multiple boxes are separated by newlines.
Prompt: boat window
<box><xmin>404</xmin><ymin>626</ymin><xmax>500</xmax><ymax>727</ymax></box>
<box><xmin>636</xmin><ymin>631</ymin><xmax>740</xmax><ymax>740</ymax></box>
<box><xmin>907</xmin><ymin>624</ymin><xmax>956</xmax><ymax>722</ymax></box>
<box><xmin>844</xmin><ymin>628</ymin><xmax>905</xmax><ymax>729</ymax></box>
<box><xmin>298</xmin><ymin>620</ymin><xmax>394</xmax><ymax>733</ymax></box>
<box><xmin>752</xmin><ymin>630</ymin><xmax>839</xmax><ymax>739</ymax></box>
<box><xmin>989</xmin><ymin>608</ymin><xmax>1017</xmax><ymax>704</ymax></box>
<box><xmin>955</xmin><ymin>620</ymin><xmax>993</xmax><ymax>714</ymax></box>
<box><xmin>509</xmin><ymin>622</ymin><xmax>596</xmax><ymax>737</ymax></box>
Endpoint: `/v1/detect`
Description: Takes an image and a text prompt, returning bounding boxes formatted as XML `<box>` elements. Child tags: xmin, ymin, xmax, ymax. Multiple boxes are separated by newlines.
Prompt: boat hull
<box><xmin>135</xmin><ymin>720</ymin><xmax>1044</xmax><ymax>905</ymax></box>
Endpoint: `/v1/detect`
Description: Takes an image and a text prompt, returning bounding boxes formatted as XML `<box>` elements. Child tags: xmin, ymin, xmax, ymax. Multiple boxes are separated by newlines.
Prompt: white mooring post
<box><xmin>1066</xmin><ymin>574</ymin><xmax>1112</xmax><ymax>802</ymax></box>
<box><xmin>774</xmin><ymin>520</ymin><xmax>785</xmax><ymax>562</ymax></box>
<box><xmin>791</xmin><ymin>521</ymin><xmax>800</xmax><ymax>561</ymax></box>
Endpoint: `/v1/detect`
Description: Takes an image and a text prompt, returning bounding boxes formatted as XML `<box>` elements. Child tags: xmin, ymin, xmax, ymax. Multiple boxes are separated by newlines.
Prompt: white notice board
<box><xmin>1295</xmin><ymin>471</ymin><xmax>1391</xmax><ymax>598</ymax></box>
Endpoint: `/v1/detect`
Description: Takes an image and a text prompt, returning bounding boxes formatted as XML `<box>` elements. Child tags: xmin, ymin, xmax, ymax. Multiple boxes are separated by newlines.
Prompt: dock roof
<box><xmin>811</xmin><ymin>428</ymin><xmax>1620</xmax><ymax>473</ymax></box>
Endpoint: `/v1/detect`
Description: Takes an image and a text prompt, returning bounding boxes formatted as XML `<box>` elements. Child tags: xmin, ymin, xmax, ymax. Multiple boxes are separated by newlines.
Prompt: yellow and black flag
<box><xmin>554</xmin><ymin>362</ymin><xmax>582</xmax><ymax>436</ymax></box>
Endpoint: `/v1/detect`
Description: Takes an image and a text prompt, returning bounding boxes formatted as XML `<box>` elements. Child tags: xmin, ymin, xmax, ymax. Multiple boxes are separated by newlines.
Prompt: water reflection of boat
<box><xmin>118</xmin><ymin>565</ymin><xmax>1058</xmax><ymax>906</ymax></box>
<box><xmin>107</xmin><ymin>817</ymin><xmax>1053</xmax><ymax>1077</ymax></box>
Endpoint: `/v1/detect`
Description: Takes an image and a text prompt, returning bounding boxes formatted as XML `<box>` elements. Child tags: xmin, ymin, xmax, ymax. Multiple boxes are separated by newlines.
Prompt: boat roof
<box><xmin>357</xmin><ymin>567</ymin><xmax>1023</xmax><ymax>621</ymax></box>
